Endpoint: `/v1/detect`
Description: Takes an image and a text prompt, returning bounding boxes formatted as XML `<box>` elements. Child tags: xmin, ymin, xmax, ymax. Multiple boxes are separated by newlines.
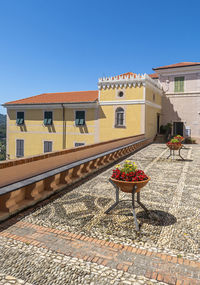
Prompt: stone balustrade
<box><xmin>0</xmin><ymin>135</ymin><xmax>152</xmax><ymax>221</ymax></box>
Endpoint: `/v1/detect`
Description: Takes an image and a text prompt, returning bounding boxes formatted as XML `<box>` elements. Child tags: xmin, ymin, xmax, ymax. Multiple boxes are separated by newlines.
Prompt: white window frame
<box><xmin>43</xmin><ymin>140</ymin><xmax>53</xmax><ymax>153</ymax></box>
<box><xmin>115</xmin><ymin>107</ymin><xmax>125</xmax><ymax>128</ymax></box>
<box><xmin>115</xmin><ymin>88</ymin><xmax>126</xmax><ymax>99</ymax></box>
<box><xmin>16</xmin><ymin>138</ymin><xmax>24</xmax><ymax>157</ymax></box>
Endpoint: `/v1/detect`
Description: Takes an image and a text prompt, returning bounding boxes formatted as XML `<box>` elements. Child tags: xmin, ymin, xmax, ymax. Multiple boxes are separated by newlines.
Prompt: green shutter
<box><xmin>179</xmin><ymin>77</ymin><xmax>184</xmax><ymax>92</ymax></box>
<box><xmin>19</xmin><ymin>118</ymin><xmax>24</xmax><ymax>125</ymax></box>
<box><xmin>79</xmin><ymin>119</ymin><xmax>84</xmax><ymax>125</ymax></box>
<box><xmin>16</xmin><ymin>112</ymin><xmax>24</xmax><ymax>125</ymax></box>
<box><xmin>47</xmin><ymin>118</ymin><xmax>52</xmax><ymax>125</ymax></box>
<box><xmin>174</xmin><ymin>77</ymin><xmax>184</xmax><ymax>92</ymax></box>
<box><xmin>44</xmin><ymin>112</ymin><xmax>53</xmax><ymax>125</ymax></box>
<box><xmin>75</xmin><ymin>111</ymin><xmax>85</xmax><ymax>126</ymax></box>
<box><xmin>174</xmin><ymin>78</ymin><xmax>178</xmax><ymax>92</ymax></box>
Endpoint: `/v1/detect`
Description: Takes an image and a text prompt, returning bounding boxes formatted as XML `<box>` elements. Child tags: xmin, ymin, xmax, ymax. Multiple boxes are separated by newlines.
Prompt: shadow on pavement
<box><xmin>137</xmin><ymin>210</ymin><xmax>177</xmax><ymax>227</ymax></box>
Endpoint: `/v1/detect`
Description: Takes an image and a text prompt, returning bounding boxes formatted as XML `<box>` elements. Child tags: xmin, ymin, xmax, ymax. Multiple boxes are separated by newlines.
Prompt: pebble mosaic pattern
<box><xmin>0</xmin><ymin>143</ymin><xmax>200</xmax><ymax>284</ymax></box>
<box><xmin>0</xmin><ymin>237</ymin><xmax>166</xmax><ymax>285</ymax></box>
<box><xmin>21</xmin><ymin>144</ymin><xmax>200</xmax><ymax>259</ymax></box>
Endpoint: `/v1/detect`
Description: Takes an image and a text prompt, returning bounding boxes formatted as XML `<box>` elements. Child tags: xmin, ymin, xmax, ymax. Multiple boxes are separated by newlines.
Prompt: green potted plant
<box><xmin>166</xmin><ymin>138</ymin><xmax>182</xmax><ymax>150</ymax></box>
<box><xmin>174</xmin><ymin>135</ymin><xmax>184</xmax><ymax>142</ymax></box>
<box><xmin>111</xmin><ymin>160</ymin><xmax>150</xmax><ymax>193</ymax></box>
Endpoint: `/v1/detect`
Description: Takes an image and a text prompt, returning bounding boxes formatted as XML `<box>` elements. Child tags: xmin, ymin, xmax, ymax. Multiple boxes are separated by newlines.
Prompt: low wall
<box><xmin>0</xmin><ymin>134</ymin><xmax>144</xmax><ymax>169</ymax></box>
<box><xmin>0</xmin><ymin>135</ymin><xmax>152</xmax><ymax>222</ymax></box>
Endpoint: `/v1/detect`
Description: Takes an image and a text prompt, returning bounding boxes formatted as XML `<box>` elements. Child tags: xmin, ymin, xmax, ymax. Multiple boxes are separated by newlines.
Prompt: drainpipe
<box><xmin>61</xmin><ymin>104</ymin><xmax>66</xmax><ymax>149</ymax></box>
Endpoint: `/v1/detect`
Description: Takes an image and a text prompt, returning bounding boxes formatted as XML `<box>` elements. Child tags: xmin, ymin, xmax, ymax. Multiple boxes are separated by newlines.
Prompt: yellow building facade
<box><xmin>4</xmin><ymin>73</ymin><xmax>162</xmax><ymax>159</ymax></box>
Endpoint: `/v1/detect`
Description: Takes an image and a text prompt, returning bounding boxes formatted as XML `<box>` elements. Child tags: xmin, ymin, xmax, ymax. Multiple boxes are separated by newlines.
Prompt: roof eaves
<box><xmin>153</xmin><ymin>63</ymin><xmax>200</xmax><ymax>71</ymax></box>
<box><xmin>3</xmin><ymin>101</ymin><xmax>98</xmax><ymax>107</ymax></box>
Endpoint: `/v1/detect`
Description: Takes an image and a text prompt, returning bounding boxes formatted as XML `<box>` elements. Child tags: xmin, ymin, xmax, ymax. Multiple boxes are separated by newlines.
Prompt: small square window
<box><xmin>44</xmin><ymin>141</ymin><xmax>53</xmax><ymax>153</ymax></box>
<box><xmin>75</xmin><ymin>111</ymin><xmax>85</xmax><ymax>126</ymax></box>
<box><xmin>16</xmin><ymin>112</ymin><xmax>24</xmax><ymax>125</ymax></box>
<box><xmin>75</xmin><ymin>142</ymin><xmax>85</xmax><ymax>147</ymax></box>
<box><xmin>44</xmin><ymin>111</ymin><xmax>53</xmax><ymax>125</ymax></box>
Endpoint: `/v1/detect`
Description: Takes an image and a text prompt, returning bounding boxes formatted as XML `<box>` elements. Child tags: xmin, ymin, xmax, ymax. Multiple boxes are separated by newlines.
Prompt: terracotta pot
<box><xmin>167</xmin><ymin>144</ymin><xmax>182</xmax><ymax>150</ymax></box>
<box><xmin>110</xmin><ymin>176</ymin><xmax>150</xmax><ymax>193</ymax></box>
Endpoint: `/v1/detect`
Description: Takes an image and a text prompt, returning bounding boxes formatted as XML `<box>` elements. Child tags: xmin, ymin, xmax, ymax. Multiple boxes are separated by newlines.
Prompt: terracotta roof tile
<box><xmin>110</xmin><ymin>72</ymin><xmax>137</xmax><ymax>80</ymax></box>
<box><xmin>5</xmin><ymin>90</ymin><xmax>98</xmax><ymax>105</ymax></box>
<box><xmin>148</xmin><ymin>73</ymin><xmax>158</xmax><ymax>79</ymax></box>
<box><xmin>153</xmin><ymin>62</ymin><xmax>200</xmax><ymax>70</ymax></box>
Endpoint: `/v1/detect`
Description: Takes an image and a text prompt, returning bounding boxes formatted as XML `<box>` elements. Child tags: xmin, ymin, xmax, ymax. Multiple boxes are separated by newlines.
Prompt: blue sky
<box><xmin>0</xmin><ymin>0</ymin><xmax>200</xmax><ymax>114</ymax></box>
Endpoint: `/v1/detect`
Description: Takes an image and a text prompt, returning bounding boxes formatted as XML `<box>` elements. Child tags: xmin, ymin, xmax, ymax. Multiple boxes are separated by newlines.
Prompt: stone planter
<box><xmin>167</xmin><ymin>144</ymin><xmax>182</xmax><ymax>150</ymax></box>
<box><xmin>110</xmin><ymin>177</ymin><xmax>150</xmax><ymax>193</ymax></box>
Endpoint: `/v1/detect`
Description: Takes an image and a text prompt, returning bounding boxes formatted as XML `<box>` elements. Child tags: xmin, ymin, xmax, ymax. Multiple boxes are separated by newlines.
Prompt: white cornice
<box><xmin>63</xmin><ymin>103</ymin><xmax>98</xmax><ymax>109</ymax></box>
<box><xmin>145</xmin><ymin>81</ymin><xmax>163</xmax><ymax>95</ymax></box>
<box><xmin>98</xmin><ymin>73</ymin><xmax>162</xmax><ymax>91</ymax></box>
<box><xmin>145</xmin><ymin>100</ymin><xmax>162</xmax><ymax>109</ymax></box>
<box><xmin>99</xmin><ymin>99</ymin><xmax>161</xmax><ymax>109</ymax></box>
<box><xmin>3</xmin><ymin>102</ymin><xmax>98</xmax><ymax>110</ymax></box>
<box><xmin>165</xmin><ymin>92</ymin><xmax>200</xmax><ymax>98</ymax></box>
<box><xmin>157</xmin><ymin>66</ymin><xmax>200</xmax><ymax>76</ymax></box>
<box><xmin>5</xmin><ymin>100</ymin><xmax>162</xmax><ymax>109</ymax></box>
<box><xmin>99</xmin><ymin>100</ymin><xmax>145</xmax><ymax>106</ymax></box>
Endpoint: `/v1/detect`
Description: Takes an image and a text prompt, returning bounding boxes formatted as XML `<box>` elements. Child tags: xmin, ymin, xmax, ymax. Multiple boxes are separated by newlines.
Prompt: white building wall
<box><xmin>162</xmin><ymin>94</ymin><xmax>200</xmax><ymax>139</ymax></box>
<box><xmin>156</xmin><ymin>66</ymin><xmax>200</xmax><ymax>142</ymax></box>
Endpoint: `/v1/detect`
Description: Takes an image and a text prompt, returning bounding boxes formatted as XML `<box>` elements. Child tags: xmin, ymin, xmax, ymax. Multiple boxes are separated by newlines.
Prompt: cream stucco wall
<box><xmin>157</xmin><ymin>66</ymin><xmax>200</xmax><ymax>141</ymax></box>
<box><xmin>145</xmin><ymin>86</ymin><xmax>162</xmax><ymax>139</ymax></box>
<box><xmin>98</xmin><ymin>85</ymin><xmax>145</xmax><ymax>142</ymax></box>
<box><xmin>7</xmin><ymin>107</ymin><xmax>97</xmax><ymax>159</ymax></box>
<box><xmin>161</xmin><ymin>94</ymin><xmax>200</xmax><ymax>138</ymax></box>
<box><xmin>145</xmin><ymin>105</ymin><xmax>160</xmax><ymax>139</ymax></box>
<box><xmin>99</xmin><ymin>104</ymin><xmax>143</xmax><ymax>142</ymax></box>
<box><xmin>6</xmin><ymin>80</ymin><xmax>162</xmax><ymax>159</ymax></box>
<box><xmin>100</xmin><ymin>85</ymin><xmax>144</xmax><ymax>101</ymax></box>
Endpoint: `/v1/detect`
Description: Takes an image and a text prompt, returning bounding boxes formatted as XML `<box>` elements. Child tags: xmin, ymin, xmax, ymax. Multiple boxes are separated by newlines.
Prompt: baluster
<box><xmin>25</xmin><ymin>181</ymin><xmax>45</xmax><ymax>200</ymax></box>
<box><xmin>80</xmin><ymin>161</ymin><xmax>91</xmax><ymax>175</ymax></box>
<box><xmin>88</xmin><ymin>158</ymin><xmax>98</xmax><ymax>171</ymax></box>
<box><xmin>96</xmin><ymin>156</ymin><xmax>104</xmax><ymax>167</ymax></box>
<box><xmin>70</xmin><ymin>165</ymin><xmax>82</xmax><ymax>181</ymax></box>
<box><xmin>50</xmin><ymin>173</ymin><xmax>66</xmax><ymax>191</ymax></box>
<box><xmin>0</xmin><ymin>193</ymin><xmax>10</xmax><ymax>213</ymax></box>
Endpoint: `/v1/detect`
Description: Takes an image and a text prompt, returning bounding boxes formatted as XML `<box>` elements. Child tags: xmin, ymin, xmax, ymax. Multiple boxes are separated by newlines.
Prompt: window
<box><xmin>174</xmin><ymin>77</ymin><xmax>184</xmax><ymax>92</ymax></box>
<box><xmin>44</xmin><ymin>141</ymin><xmax>53</xmax><ymax>153</ymax></box>
<box><xmin>153</xmin><ymin>94</ymin><xmax>155</xmax><ymax>102</ymax></box>
<box><xmin>44</xmin><ymin>111</ymin><xmax>53</xmax><ymax>125</ymax></box>
<box><xmin>16</xmin><ymin>112</ymin><xmax>24</xmax><ymax>125</ymax></box>
<box><xmin>75</xmin><ymin>111</ymin><xmax>85</xmax><ymax>126</ymax></box>
<box><xmin>16</xmin><ymin>139</ymin><xmax>24</xmax><ymax>157</ymax></box>
<box><xmin>118</xmin><ymin>91</ymin><xmax>124</xmax><ymax>97</ymax></box>
<box><xmin>115</xmin><ymin>107</ymin><xmax>125</xmax><ymax>127</ymax></box>
<box><xmin>75</xmin><ymin>142</ymin><xmax>85</xmax><ymax>147</ymax></box>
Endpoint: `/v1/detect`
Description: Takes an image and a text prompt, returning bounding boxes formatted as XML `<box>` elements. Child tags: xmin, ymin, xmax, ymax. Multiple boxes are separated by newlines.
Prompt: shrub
<box><xmin>184</xmin><ymin>137</ymin><xmax>196</xmax><ymax>144</ymax></box>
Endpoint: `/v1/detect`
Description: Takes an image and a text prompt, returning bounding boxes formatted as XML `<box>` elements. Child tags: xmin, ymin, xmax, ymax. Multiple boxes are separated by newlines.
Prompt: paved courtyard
<box><xmin>0</xmin><ymin>144</ymin><xmax>200</xmax><ymax>284</ymax></box>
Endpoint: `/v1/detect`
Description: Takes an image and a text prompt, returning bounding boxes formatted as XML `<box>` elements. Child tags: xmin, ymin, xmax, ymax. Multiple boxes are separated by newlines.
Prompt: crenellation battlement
<box><xmin>98</xmin><ymin>73</ymin><xmax>162</xmax><ymax>90</ymax></box>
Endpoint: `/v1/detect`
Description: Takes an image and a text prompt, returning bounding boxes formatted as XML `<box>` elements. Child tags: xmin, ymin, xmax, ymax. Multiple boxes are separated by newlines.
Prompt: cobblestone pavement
<box><xmin>0</xmin><ymin>144</ymin><xmax>200</xmax><ymax>284</ymax></box>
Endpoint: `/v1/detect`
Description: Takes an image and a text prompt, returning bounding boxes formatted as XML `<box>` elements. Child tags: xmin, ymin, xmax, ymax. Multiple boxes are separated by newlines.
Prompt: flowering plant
<box><xmin>166</xmin><ymin>138</ymin><xmax>182</xmax><ymax>148</ymax></box>
<box><xmin>112</xmin><ymin>160</ymin><xmax>148</xmax><ymax>182</ymax></box>
<box><xmin>174</xmin><ymin>135</ymin><xmax>184</xmax><ymax>142</ymax></box>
